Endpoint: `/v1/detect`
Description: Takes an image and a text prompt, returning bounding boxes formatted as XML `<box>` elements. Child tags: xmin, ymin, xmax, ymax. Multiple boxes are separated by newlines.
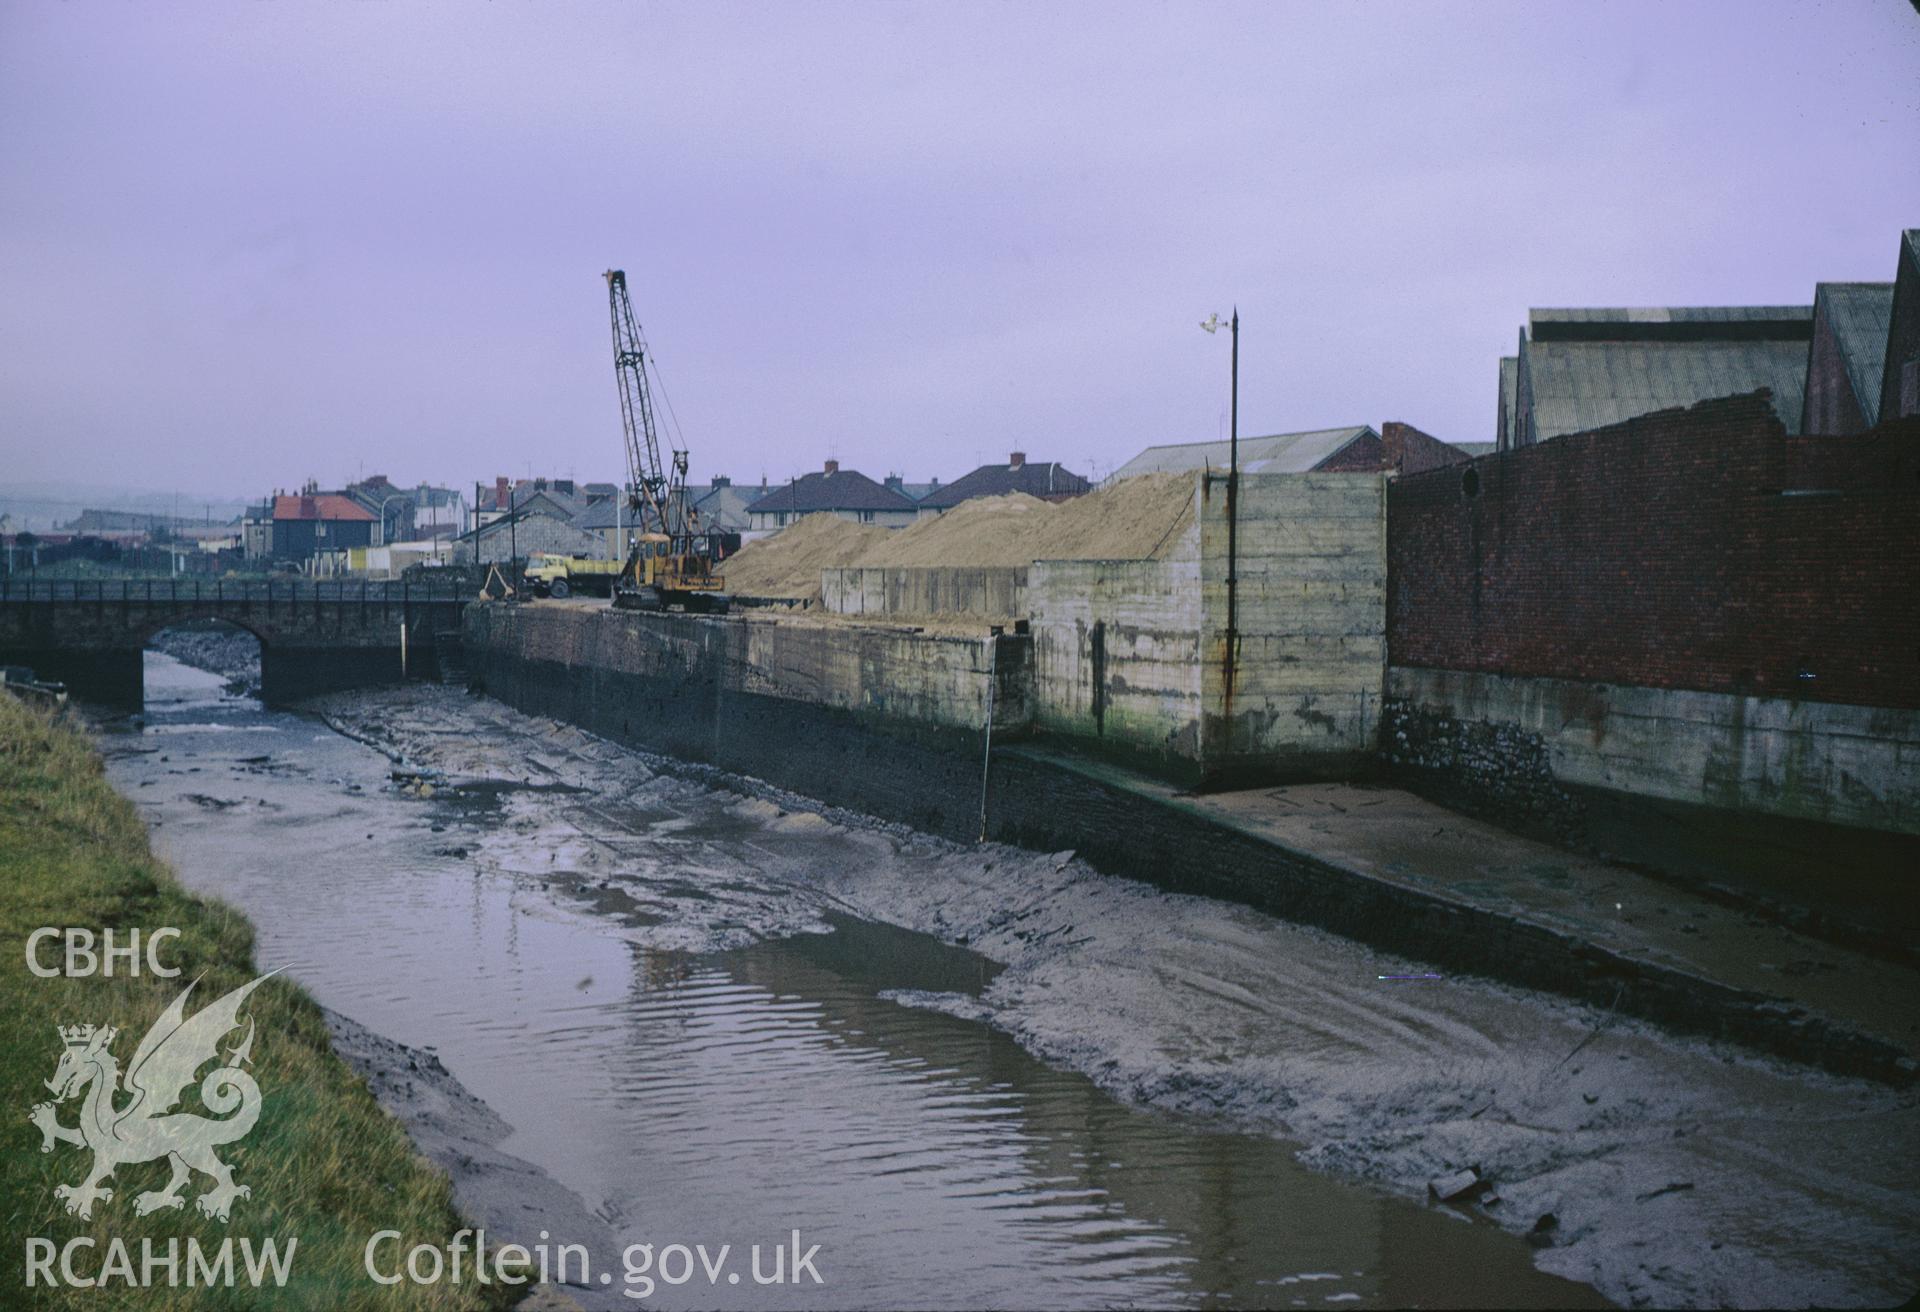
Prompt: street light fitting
<box><xmin>1200</xmin><ymin>313</ymin><xmax>1224</xmax><ymax>334</ymax></box>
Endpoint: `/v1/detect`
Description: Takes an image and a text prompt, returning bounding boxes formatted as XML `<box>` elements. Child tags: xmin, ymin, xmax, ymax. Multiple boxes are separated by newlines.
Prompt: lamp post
<box><xmin>1200</xmin><ymin>309</ymin><xmax>1240</xmax><ymax>698</ymax></box>
<box><xmin>371</xmin><ymin>492</ymin><xmax>408</xmax><ymax>580</ymax></box>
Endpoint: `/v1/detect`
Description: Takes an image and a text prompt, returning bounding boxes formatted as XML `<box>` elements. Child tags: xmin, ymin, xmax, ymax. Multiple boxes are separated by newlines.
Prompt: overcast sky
<box><xmin>2</xmin><ymin>2</ymin><xmax>1915</xmax><ymax>499</ymax></box>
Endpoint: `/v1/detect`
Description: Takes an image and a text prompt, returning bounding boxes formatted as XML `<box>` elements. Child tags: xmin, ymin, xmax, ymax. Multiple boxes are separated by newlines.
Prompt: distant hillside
<box><xmin>0</xmin><ymin>482</ymin><xmax>249</xmax><ymax>532</ymax></box>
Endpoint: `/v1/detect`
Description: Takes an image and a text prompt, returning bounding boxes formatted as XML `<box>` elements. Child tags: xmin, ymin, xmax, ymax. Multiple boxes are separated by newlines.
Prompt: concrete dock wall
<box><xmin>1384</xmin><ymin>665</ymin><xmax>1920</xmax><ymax>946</ymax></box>
<box><xmin>821</xmin><ymin>566</ymin><xmax>1028</xmax><ymax>621</ymax></box>
<box><xmin>461</xmin><ymin>603</ymin><xmax>1916</xmax><ymax>1083</ymax></box>
<box><xmin>464</xmin><ymin>604</ymin><xmax>1029</xmax><ymax>841</ymax></box>
<box><xmin>1022</xmin><ymin>471</ymin><xmax>1388</xmax><ymax>783</ymax></box>
<box><xmin>1387</xmin><ymin>665</ymin><xmax>1920</xmax><ymax>835</ymax></box>
<box><xmin>1028</xmin><ymin>556</ymin><xmax>1204</xmax><ymax>779</ymax></box>
<box><xmin>1198</xmin><ymin>472</ymin><xmax>1387</xmax><ymax>781</ymax></box>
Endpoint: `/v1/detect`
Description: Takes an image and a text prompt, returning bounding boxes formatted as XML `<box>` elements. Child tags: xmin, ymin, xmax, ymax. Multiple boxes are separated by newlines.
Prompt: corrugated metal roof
<box><xmin>1113</xmin><ymin>426</ymin><xmax>1374</xmax><ymax>479</ymax></box>
<box><xmin>1814</xmin><ymin>282</ymin><xmax>1894</xmax><ymax>427</ymax></box>
<box><xmin>1523</xmin><ymin>339</ymin><xmax>1809</xmax><ymax>439</ymax></box>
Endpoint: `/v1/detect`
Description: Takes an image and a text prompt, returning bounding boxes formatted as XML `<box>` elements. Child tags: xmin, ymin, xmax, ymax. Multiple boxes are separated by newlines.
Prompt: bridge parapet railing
<box><xmin>0</xmin><ymin>578</ymin><xmax>473</xmax><ymax>606</ymax></box>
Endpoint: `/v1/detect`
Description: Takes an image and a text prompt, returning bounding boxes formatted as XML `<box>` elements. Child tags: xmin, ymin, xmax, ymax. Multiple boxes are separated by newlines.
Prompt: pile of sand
<box><xmin>854</xmin><ymin>472</ymin><xmax>1195</xmax><ymax>569</ymax></box>
<box><xmin>719</xmin><ymin>512</ymin><xmax>892</xmax><ymax>599</ymax></box>
<box><xmin>720</xmin><ymin>472</ymin><xmax>1196</xmax><ymax>601</ymax></box>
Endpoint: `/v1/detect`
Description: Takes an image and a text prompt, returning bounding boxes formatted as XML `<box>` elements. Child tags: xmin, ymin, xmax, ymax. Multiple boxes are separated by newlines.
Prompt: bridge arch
<box><xmin>142</xmin><ymin>616</ymin><xmax>265</xmax><ymax>704</ymax></box>
<box><xmin>136</xmin><ymin>612</ymin><xmax>272</xmax><ymax>649</ymax></box>
<box><xmin>0</xmin><ymin>579</ymin><xmax>469</xmax><ymax>708</ymax></box>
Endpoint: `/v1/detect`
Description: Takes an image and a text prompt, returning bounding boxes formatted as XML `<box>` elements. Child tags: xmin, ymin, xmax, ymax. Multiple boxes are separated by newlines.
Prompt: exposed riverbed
<box><xmin>96</xmin><ymin>646</ymin><xmax>1920</xmax><ymax>1309</ymax></box>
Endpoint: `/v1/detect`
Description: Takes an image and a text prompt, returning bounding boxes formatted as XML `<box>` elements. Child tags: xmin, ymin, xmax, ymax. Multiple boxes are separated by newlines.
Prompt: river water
<box><xmin>97</xmin><ymin>649</ymin><xmax>1920</xmax><ymax>1309</ymax></box>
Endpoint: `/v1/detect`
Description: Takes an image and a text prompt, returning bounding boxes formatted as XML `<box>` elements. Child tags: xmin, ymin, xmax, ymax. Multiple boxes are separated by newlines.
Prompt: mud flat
<box><xmin>302</xmin><ymin>684</ymin><xmax>1920</xmax><ymax>1309</ymax></box>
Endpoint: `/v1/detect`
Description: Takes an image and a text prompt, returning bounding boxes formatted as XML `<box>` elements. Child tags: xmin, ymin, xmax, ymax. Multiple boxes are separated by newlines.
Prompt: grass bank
<box><xmin>0</xmin><ymin>692</ymin><xmax>505</xmax><ymax>1310</ymax></box>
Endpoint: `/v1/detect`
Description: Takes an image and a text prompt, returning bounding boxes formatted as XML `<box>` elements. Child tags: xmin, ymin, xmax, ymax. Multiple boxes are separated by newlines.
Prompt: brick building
<box><xmin>1390</xmin><ymin>391</ymin><xmax>1918</xmax><ymax>710</ymax></box>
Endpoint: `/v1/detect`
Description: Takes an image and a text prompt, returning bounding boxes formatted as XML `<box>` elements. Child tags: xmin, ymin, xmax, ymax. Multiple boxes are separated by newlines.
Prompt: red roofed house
<box><xmin>270</xmin><ymin>487</ymin><xmax>376</xmax><ymax>562</ymax></box>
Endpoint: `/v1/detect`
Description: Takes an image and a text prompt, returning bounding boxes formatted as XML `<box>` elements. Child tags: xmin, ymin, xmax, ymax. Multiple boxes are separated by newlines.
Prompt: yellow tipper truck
<box><xmin>524</xmin><ymin>553</ymin><xmax>625</xmax><ymax>599</ymax></box>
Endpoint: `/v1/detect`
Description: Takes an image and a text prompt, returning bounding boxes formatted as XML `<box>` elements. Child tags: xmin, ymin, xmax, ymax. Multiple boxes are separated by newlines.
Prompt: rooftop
<box><xmin>1814</xmin><ymin>281</ymin><xmax>1895</xmax><ymax>428</ymax></box>
<box><xmin>1527</xmin><ymin>305</ymin><xmax>1813</xmax><ymax>341</ymax></box>
<box><xmin>745</xmin><ymin>463</ymin><xmax>917</xmax><ymax>515</ymax></box>
<box><xmin>271</xmin><ymin>494</ymin><xmax>375</xmax><ymax>522</ymax></box>
<box><xmin>1114</xmin><ymin>426</ymin><xmax>1376</xmax><ymax>479</ymax></box>
<box><xmin>918</xmin><ymin>454</ymin><xmax>1090</xmax><ymax>509</ymax></box>
<box><xmin>1522</xmin><ymin>337</ymin><xmax>1810</xmax><ymax>439</ymax></box>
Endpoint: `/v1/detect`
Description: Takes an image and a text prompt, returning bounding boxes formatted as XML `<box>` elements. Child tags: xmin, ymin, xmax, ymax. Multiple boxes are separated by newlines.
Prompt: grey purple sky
<box><xmin>2</xmin><ymin>1</ymin><xmax>1916</xmax><ymax>499</ymax></box>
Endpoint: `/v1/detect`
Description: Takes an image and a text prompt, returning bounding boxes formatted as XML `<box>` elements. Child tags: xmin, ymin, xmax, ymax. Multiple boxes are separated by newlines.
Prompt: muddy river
<box><xmin>98</xmin><ymin>648</ymin><xmax>1919</xmax><ymax>1309</ymax></box>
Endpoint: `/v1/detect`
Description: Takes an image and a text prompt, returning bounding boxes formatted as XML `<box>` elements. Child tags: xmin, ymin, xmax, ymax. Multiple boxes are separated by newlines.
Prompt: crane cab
<box><xmin>615</xmin><ymin>532</ymin><xmax>729</xmax><ymax>613</ymax></box>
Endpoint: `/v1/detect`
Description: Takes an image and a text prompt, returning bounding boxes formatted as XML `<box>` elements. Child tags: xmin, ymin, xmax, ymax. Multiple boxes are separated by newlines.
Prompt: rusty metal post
<box><xmin>978</xmin><ymin>633</ymin><xmax>999</xmax><ymax>842</ymax></box>
<box><xmin>1226</xmin><ymin>306</ymin><xmax>1239</xmax><ymax>690</ymax></box>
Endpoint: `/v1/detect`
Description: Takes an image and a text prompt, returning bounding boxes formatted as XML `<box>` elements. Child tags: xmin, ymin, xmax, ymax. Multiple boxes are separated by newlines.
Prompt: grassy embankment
<box><xmin>0</xmin><ymin>693</ymin><xmax>508</xmax><ymax>1310</ymax></box>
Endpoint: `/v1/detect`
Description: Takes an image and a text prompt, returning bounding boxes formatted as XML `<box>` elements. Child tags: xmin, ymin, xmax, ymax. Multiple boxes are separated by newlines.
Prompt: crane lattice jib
<box><xmin>604</xmin><ymin>269</ymin><xmax>678</xmax><ymax>537</ymax></box>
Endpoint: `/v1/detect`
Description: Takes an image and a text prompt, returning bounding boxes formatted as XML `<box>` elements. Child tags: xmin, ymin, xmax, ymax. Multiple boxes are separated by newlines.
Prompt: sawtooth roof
<box><xmin>1813</xmin><ymin>282</ymin><xmax>1894</xmax><ymax>427</ymax></box>
<box><xmin>1518</xmin><ymin>306</ymin><xmax>1814</xmax><ymax>441</ymax></box>
<box><xmin>1522</xmin><ymin>339</ymin><xmax>1810</xmax><ymax>439</ymax></box>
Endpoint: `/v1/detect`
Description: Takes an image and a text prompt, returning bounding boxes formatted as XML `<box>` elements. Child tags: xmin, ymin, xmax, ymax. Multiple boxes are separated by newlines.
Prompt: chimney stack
<box><xmin>495</xmin><ymin>476</ymin><xmax>509</xmax><ymax>509</ymax></box>
<box><xmin>824</xmin><ymin>459</ymin><xmax>839</xmax><ymax>475</ymax></box>
<box><xmin>1009</xmin><ymin>451</ymin><xmax>1026</xmax><ymax>468</ymax></box>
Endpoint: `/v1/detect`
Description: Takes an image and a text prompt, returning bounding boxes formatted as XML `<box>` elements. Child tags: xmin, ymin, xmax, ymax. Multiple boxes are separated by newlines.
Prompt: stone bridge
<box><xmin>0</xmin><ymin>577</ymin><xmax>470</xmax><ymax>707</ymax></box>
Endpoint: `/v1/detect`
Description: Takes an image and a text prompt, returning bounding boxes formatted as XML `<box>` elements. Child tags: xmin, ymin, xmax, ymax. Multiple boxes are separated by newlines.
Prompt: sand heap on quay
<box><xmin>722</xmin><ymin>472</ymin><xmax>1195</xmax><ymax>603</ymax></box>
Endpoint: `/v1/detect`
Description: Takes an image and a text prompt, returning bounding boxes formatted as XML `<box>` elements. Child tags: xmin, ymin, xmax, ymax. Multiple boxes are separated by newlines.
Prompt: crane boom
<box><xmin>600</xmin><ymin>269</ymin><xmax>727</xmax><ymax>613</ymax></box>
<box><xmin>605</xmin><ymin>268</ymin><xmax>680</xmax><ymax>536</ymax></box>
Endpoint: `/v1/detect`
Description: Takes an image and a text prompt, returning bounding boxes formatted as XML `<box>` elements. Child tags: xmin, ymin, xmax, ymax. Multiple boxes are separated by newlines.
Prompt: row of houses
<box><xmin>280</xmin><ymin>430</ymin><xmax>1492</xmax><ymax>570</ymax></box>
<box><xmin>20</xmin><ymin>230</ymin><xmax>1911</xmax><ymax>578</ymax></box>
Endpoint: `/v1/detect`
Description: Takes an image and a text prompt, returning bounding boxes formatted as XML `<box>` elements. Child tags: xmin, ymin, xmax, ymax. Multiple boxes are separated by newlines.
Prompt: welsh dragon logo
<box><xmin>29</xmin><ymin>973</ymin><xmax>274</xmax><ymax>1222</ymax></box>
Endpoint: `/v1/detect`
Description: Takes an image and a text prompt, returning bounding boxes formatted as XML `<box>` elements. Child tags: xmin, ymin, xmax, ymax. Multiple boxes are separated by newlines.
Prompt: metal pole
<box><xmin>1226</xmin><ymin>307</ymin><xmax>1239</xmax><ymax>683</ymax></box>
<box><xmin>978</xmin><ymin>635</ymin><xmax>998</xmax><ymax>842</ymax></box>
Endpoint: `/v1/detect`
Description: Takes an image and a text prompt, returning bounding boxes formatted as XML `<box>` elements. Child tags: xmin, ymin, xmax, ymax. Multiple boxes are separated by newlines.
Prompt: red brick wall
<box><xmin>1314</xmin><ymin>432</ymin><xmax>1386</xmax><ymax>472</ymax></box>
<box><xmin>1313</xmin><ymin>425</ymin><xmax>1471</xmax><ymax>475</ymax></box>
<box><xmin>1387</xmin><ymin>391</ymin><xmax>1920</xmax><ymax>709</ymax></box>
<box><xmin>1383</xmin><ymin>422</ymin><xmax>1471</xmax><ymax>475</ymax></box>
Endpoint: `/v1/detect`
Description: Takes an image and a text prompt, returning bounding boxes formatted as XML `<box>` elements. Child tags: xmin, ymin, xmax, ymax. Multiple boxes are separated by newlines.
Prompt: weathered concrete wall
<box><xmin>1387</xmin><ymin>665</ymin><xmax>1920</xmax><ymax>836</ymax></box>
<box><xmin>820</xmin><ymin>567</ymin><xmax>1027</xmax><ymax>621</ymax></box>
<box><xmin>465</xmin><ymin>603</ymin><xmax>1030</xmax><ymax>842</ymax></box>
<box><xmin>458</xmin><ymin>596</ymin><xmax>1920</xmax><ymax>1080</ymax></box>
<box><xmin>1028</xmin><ymin>557</ymin><xmax>1203</xmax><ymax>780</ymax></box>
<box><xmin>1384</xmin><ymin>665</ymin><xmax>1920</xmax><ymax>950</ymax></box>
<box><xmin>1023</xmin><ymin>471</ymin><xmax>1387</xmax><ymax>784</ymax></box>
<box><xmin>1199</xmin><ymin>472</ymin><xmax>1386</xmax><ymax>781</ymax></box>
